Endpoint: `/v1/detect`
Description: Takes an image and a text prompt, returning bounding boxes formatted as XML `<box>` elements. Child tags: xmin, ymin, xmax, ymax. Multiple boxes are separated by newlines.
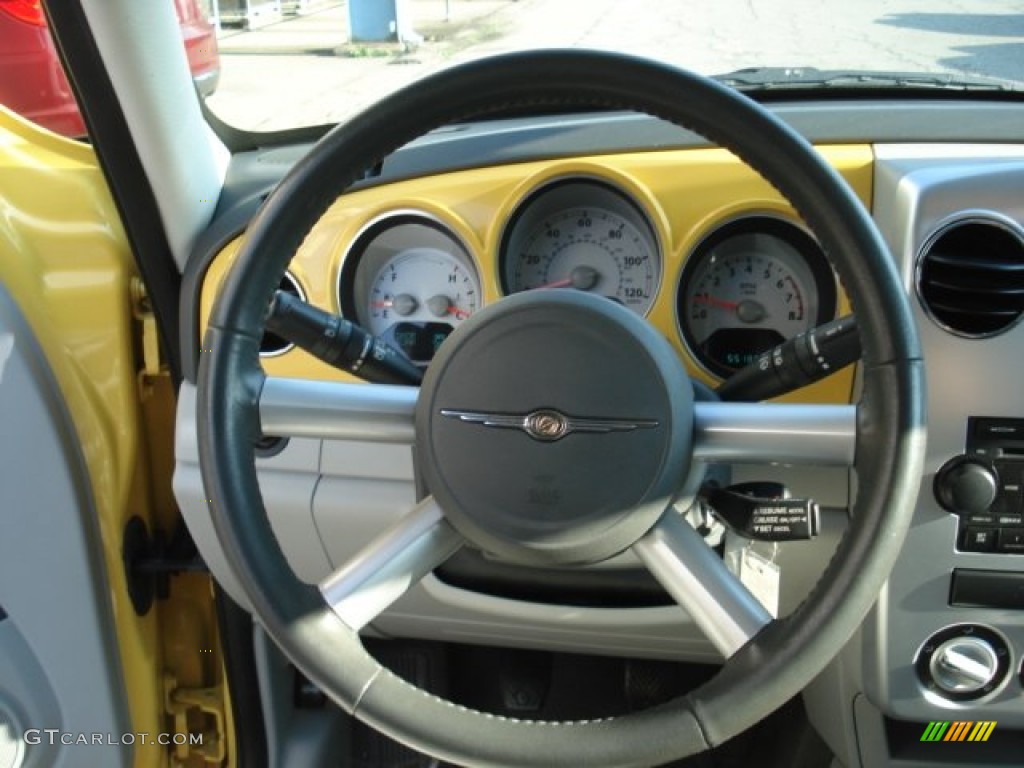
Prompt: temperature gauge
<box><xmin>366</xmin><ymin>247</ymin><xmax>479</xmax><ymax>336</ymax></box>
<box><xmin>340</xmin><ymin>214</ymin><xmax>482</xmax><ymax>364</ymax></box>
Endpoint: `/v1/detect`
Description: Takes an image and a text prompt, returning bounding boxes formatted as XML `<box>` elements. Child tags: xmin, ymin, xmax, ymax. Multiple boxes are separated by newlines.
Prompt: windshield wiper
<box><xmin>714</xmin><ymin>67</ymin><xmax>1020</xmax><ymax>93</ymax></box>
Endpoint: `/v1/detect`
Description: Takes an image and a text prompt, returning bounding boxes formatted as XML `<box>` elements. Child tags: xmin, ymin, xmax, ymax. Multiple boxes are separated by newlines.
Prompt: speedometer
<box><xmin>678</xmin><ymin>217</ymin><xmax>838</xmax><ymax>379</ymax></box>
<box><xmin>501</xmin><ymin>179</ymin><xmax>661</xmax><ymax>315</ymax></box>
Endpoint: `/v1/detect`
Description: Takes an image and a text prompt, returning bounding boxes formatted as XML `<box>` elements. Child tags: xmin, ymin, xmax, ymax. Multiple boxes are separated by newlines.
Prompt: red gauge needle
<box><xmin>374</xmin><ymin>294</ymin><xmax>418</xmax><ymax>316</ymax></box>
<box><xmin>693</xmin><ymin>294</ymin><xmax>740</xmax><ymax>310</ymax></box>
<box><xmin>426</xmin><ymin>294</ymin><xmax>472</xmax><ymax>320</ymax></box>
<box><xmin>531</xmin><ymin>266</ymin><xmax>600</xmax><ymax>291</ymax></box>
<box><xmin>535</xmin><ymin>277</ymin><xmax>574</xmax><ymax>289</ymax></box>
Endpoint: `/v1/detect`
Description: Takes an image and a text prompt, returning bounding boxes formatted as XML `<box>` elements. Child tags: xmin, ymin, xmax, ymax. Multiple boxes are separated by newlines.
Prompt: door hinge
<box><xmin>164</xmin><ymin>673</ymin><xmax>227</xmax><ymax>766</ymax></box>
<box><xmin>130</xmin><ymin>277</ymin><xmax>166</xmax><ymax>393</ymax></box>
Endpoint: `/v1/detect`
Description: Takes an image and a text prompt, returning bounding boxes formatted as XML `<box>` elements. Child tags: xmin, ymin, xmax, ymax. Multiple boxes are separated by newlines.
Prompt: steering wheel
<box><xmin>198</xmin><ymin>51</ymin><xmax>925</xmax><ymax>767</ymax></box>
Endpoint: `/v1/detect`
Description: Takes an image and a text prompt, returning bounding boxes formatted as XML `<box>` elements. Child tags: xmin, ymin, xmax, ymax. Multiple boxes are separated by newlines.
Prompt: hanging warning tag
<box><xmin>738</xmin><ymin>548</ymin><xmax>780</xmax><ymax>618</ymax></box>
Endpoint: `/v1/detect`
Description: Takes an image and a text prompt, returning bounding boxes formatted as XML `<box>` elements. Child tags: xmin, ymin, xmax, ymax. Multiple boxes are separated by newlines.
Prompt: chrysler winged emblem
<box><xmin>440</xmin><ymin>408</ymin><xmax>658</xmax><ymax>442</ymax></box>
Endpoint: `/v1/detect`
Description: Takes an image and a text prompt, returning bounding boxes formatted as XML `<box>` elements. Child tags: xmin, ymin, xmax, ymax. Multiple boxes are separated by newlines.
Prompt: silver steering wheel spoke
<box><xmin>693</xmin><ymin>401</ymin><xmax>856</xmax><ymax>466</ymax></box>
<box><xmin>633</xmin><ymin>509</ymin><xmax>773</xmax><ymax>658</ymax></box>
<box><xmin>319</xmin><ymin>496</ymin><xmax>463</xmax><ymax>631</ymax></box>
<box><xmin>256</xmin><ymin>377</ymin><xmax>856</xmax><ymax>466</ymax></box>
<box><xmin>258</xmin><ymin>375</ymin><xmax>417</xmax><ymax>443</ymax></box>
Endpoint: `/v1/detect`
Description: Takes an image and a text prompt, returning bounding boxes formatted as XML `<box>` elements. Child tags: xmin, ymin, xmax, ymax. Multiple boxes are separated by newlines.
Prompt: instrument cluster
<box><xmin>335</xmin><ymin>175</ymin><xmax>839</xmax><ymax>378</ymax></box>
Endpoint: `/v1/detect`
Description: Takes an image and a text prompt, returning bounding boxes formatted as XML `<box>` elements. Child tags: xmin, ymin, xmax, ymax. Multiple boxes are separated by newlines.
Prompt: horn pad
<box><xmin>415</xmin><ymin>291</ymin><xmax>694</xmax><ymax>566</ymax></box>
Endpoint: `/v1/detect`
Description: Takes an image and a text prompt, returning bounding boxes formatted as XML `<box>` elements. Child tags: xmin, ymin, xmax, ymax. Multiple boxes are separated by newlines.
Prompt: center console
<box><xmin>804</xmin><ymin>145</ymin><xmax>1024</xmax><ymax>768</ymax></box>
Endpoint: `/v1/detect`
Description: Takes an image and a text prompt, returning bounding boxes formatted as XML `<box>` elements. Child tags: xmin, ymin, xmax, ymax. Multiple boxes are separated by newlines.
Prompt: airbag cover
<box><xmin>416</xmin><ymin>290</ymin><xmax>694</xmax><ymax>566</ymax></box>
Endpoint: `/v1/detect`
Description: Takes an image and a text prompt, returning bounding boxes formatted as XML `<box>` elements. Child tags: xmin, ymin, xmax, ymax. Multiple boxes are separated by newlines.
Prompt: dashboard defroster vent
<box><xmin>916</xmin><ymin>217</ymin><xmax>1024</xmax><ymax>337</ymax></box>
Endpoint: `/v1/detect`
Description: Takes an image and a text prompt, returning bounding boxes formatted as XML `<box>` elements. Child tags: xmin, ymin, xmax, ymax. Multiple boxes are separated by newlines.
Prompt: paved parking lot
<box><xmin>206</xmin><ymin>0</ymin><xmax>1024</xmax><ymax>131</ymax></box>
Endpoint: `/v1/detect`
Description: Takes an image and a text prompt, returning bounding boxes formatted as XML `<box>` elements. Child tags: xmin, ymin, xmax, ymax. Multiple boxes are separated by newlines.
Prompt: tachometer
<box><xmin>678</xmin><ymin>217</ymin><xmax>837</xmax><ymax>379</ymax></box>
<box><xmin>501</xmin><ymin>179</ymin><xmax>661</xmax><ymax>315</ymax></box>
<box><xmin>340</xmin><ymin>214</ymin><xmax>481</xmax><ymax>365</ymax></box>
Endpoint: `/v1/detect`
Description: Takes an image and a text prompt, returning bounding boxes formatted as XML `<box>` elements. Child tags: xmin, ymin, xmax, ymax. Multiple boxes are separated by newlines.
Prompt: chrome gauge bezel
<box><xmin>338</xmin><ymin>211</ymin><xmax>482</xmax><ymax>364</ymax></box>
<box><xmin>913</xmin><ymin>211</ymin><xmax>1024</xmax><ymax>340</ymax></box>
<box><xmin>498</xmin><ymin>177</ymin><xmax>663</xmax><ymax>316</ymax></box>
<box><xmin>676</xmin><ymin>215</ymin><xmax>839</xmax><ymax>380</ymax></box>
<box><xmin>259</xmin><ymin>270</ymin><xmax>306</xmax><ymax>358</ymax></box>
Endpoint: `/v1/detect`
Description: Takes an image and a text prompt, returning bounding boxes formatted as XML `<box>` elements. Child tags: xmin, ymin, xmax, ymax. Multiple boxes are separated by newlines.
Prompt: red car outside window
<box><xmin>0</xmin><ymin>0</ymin><xmax>220</xmax><ymax>138</ymax></box>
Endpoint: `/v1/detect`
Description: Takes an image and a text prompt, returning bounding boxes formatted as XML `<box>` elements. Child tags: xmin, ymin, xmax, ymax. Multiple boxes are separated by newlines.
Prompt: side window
<box><xmin>0</xmin><ymin>0</ymin><xmax>220</xmax><ymax>139</ymax></box>
<box><xmin>0</xmin><ymin>1</ymin><xmax>85</xmax><ymax>138</ymax></box>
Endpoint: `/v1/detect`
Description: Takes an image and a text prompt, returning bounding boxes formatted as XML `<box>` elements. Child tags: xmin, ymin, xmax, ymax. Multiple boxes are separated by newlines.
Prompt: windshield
<box><xmin>204</xmin><ymin>0</ymin><xmax>1024</xmax><ymax>132</ymax></box>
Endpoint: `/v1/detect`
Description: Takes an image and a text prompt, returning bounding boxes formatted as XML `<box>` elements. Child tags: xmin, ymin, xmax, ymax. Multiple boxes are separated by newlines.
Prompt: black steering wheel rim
<box><xmin>198</xmin><ymin>50</ymin><xmax>925</xmax><ymax>767</ymax></box>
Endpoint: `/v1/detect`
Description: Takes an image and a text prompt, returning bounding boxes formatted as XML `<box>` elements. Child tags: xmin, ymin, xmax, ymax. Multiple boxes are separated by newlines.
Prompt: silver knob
<box><xmin>928</xmin><ymin>636</ymin><xmax>1000</xmax><ymax>694</ymax></box>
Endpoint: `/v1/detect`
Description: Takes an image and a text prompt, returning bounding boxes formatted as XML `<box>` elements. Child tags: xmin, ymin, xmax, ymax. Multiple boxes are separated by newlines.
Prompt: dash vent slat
<box><xmin>917</xmin><ymin>219</ymin><xmax>1024</xmax><ymax>337</ymax></box>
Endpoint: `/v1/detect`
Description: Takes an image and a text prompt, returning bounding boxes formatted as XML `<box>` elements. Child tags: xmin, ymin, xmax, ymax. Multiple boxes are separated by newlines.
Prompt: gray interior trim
<box><xmin>857</xmin><ymin>145</ymin><xmax>1024</xmax><ymax>728</ymax></box>
<box><xmin>253</xmin><ymin>624</ymin><xmax>349</xmax><ymax>768</ymax></box>
<box><xmin>80</xmin><ymin>0</ymin><xmax>228</xmax><ymax>269</ymax></box>
<box><xmin>0</xmin><ymin>286</ymin><xmax>131</xmax><ymax>767</ymax></box>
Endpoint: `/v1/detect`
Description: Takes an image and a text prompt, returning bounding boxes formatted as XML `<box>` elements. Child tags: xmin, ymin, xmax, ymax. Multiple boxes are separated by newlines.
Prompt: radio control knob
<box><xmin>929</xmin><ymin>636</ymin><xmax>1000</xmax><ymax>694</ymax></box>
<box><xmin>934</xmin><ymin>457</ymin><xmax>999</xmax><ymax>515</ymax></box>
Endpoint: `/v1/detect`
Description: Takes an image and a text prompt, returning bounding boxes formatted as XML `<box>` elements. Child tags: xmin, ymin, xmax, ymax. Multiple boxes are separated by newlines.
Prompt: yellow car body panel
<box><xmin>0</xmin><ymin>105</ymin><xmax>232</xmax><ymax>768</ymax></box>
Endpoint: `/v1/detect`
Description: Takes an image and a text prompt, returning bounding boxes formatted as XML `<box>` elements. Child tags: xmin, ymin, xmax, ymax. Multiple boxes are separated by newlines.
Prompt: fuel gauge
<box><xmin>366</xmin><ymin>247</ymin><xmax>479</xmax><ymax>335</ymax></box>
<box><xmin>340</xmin><ymin>214</ymin><xmax>482</xmax><ymax>364</ymax></box>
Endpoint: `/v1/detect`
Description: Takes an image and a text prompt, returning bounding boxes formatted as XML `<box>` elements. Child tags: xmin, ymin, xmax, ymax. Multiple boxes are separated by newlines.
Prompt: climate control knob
<box><xmin>934</xmin><ymin>456</ymin><xmax>999</xmax><ymax>515</ymax></box>
<box><xmin>929</xmin><ymin>637</ymin><xmax>1000</xmax><ymax>694</ymax></box>
<box><xmin>917</xmin><ymin>625</ymin><xmax>1010</xmax><ymax>701</ymax></box>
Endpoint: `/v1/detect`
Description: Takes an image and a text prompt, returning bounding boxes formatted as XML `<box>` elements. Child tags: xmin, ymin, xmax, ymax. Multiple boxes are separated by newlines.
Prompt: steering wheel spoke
<box><xmin>319</xmin><ymin>496</ymin><xmax>463</xmax><ymax>631</ymax></box>
<box><xmin>633</xmin><ymin>510</ymin><xmax>772</xmax><ymax>658</ymax></box>
<box><xmin>693</xmin><ymin>401</ymin><xmax>856</xmax><ymax>466</ymax></box>
<box><xmin>258</xmin><ymin>375</ymin><xmax>417</xmax><ymax>443</ymax></box>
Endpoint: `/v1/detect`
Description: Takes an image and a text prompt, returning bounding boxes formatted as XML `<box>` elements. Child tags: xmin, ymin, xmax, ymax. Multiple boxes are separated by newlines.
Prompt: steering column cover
<box><xmin>199</xmin><ymin>50</ymin><xmax>925</xmax><ymax>766</ymax></box>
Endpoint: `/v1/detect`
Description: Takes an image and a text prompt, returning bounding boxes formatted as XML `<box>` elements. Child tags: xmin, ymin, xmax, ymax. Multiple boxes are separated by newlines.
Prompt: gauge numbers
<box><xmin>340</xmin><ymin>214</ymin><xmax>481</xmax><ymax>365</ymax></box>
<box><xmin>679</xmin><ymin>218</ymin><xmax>837</xmax><ymax>378</ymax></box>
<box><xmin>502</xmin><ymin>179</ymin><xmax>661</xmax><ymax>315</ymax></box>
<box><xmin>368</xmin><ymin>248</ymin><xmax>478</xmax><ymax>333</ymax></box>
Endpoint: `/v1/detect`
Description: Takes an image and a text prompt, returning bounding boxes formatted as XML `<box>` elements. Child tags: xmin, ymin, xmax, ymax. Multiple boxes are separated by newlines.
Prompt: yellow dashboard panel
<box><xmin>200</xmin><ymin>144</ymin><xmax>872</xmax><ymax>403</ymax></box>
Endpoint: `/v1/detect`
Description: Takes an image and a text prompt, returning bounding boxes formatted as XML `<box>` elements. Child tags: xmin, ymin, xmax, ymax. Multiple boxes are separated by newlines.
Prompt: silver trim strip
<box><xmin>319</xmin><ymin>496</ymin><xmax>463</xmax><ymax>631</ymax></box>
<box><xmin>259</xmin><ymin>377</ymin><xmax>417</xmax><ymax>442</ymax></box>
<box><xmin>693</xmin><ymin>402</ymin><xmax>856</xmax><ymax>466</ymax></box>
<box><xmin>633</xmin><ymin>510</ymin><xmax>772</xmax><ymax>658</ymax></box>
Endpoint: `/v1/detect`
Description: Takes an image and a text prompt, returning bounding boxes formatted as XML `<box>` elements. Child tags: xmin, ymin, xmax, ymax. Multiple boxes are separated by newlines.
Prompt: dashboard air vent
<box><xmin>260</xmin><ymin>271</ymin><xmax>305</xmax><ymax>356</ymax></box>
<box><xmin>916</xmin><ymin>218</ymin><xmax>1024</xmax><ymax>337</ymax></box>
